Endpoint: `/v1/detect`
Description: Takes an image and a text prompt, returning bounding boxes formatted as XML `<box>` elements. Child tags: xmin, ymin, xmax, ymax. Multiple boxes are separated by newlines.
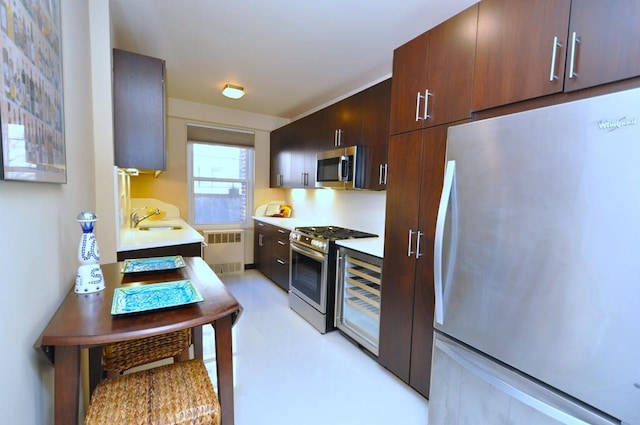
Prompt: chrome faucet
<box><xmin>130</xmin><ymin>207</ymin><xmax>161</xmax><ymax>228</ymax></box>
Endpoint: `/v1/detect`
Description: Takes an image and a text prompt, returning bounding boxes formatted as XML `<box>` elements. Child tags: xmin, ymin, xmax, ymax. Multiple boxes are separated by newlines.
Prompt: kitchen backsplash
<box><xmin>285</xmin><ymin>189</ymin><xmax>386</xmax><ymax>236</ymax></box>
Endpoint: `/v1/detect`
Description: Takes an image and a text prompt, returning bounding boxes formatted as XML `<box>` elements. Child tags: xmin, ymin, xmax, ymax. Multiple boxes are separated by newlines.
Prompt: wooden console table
<box><xmin>34</xmin><ymin>256</ymin><xmax>242</xmax><ymax>425</ymax></box>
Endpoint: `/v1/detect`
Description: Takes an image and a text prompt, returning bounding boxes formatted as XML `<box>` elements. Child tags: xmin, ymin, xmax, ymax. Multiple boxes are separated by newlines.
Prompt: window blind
<box><xmin>187</xmin><ymin>124</ymin><xmax>254</xmax><ymax>147</ymax></box>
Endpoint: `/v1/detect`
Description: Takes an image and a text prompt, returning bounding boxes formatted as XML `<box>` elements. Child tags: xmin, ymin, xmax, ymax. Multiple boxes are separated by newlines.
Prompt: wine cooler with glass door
<box><xmin>335</xmin><ymin>246</ymin><xmax>383</xmax><ymax>356</ymax></box>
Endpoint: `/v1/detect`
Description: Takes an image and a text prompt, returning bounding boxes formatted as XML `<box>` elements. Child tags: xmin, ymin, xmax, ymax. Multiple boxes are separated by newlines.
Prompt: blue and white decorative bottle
<box><xmin>75</xmin><ymin>211</ymin><xmax>105</xmax><ymax>294</ymax></box>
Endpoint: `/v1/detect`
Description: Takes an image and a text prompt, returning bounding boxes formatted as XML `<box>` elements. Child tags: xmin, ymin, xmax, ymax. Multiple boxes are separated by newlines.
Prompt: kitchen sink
<box><xmin>138</xmin><ymin>225</ymin><xmax>183</xmax><ymax>231</ymax></box>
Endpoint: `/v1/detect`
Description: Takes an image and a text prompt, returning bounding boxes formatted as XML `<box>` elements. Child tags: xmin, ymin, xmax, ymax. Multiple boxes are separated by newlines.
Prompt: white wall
<box><xmin>90</xmin><ymin>0</ymin><xmax>118</xmax><ymax>262</ymax></box>
<box><xmin>286</xmin><ymin>189</ymin><xmax>387</xmax><ymax>236</ymax></box>
<box><xmin>0</xmin><ymin>1</ymin><xmax>104</xmax><ymax>423</ymax></box>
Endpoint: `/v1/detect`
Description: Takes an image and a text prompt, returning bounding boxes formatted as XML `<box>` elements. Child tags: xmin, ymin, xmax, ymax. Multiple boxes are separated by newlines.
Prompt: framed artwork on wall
<box><xmin>0</xmin><ymin>0</ymin><xmax>66</xmax><ymax>183</ymax></box>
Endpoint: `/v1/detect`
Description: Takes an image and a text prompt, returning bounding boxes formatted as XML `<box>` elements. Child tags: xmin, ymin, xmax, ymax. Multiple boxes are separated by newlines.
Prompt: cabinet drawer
<box><xmin>273</xmin><ymin>237</ymin><xmax>290</xmax><ymax>258</ymax></box>
<box><xmin>271</xmin><ymin>256</ymin><xmax>290</xmax><ymax>291</ymax></box>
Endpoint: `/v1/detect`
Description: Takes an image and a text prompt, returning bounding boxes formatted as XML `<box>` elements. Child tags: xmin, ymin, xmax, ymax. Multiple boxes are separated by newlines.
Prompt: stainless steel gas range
<box><xmin>289</xmin><ymin>226</ymin><xmax>377</xmax><ymax>333</ymax></box>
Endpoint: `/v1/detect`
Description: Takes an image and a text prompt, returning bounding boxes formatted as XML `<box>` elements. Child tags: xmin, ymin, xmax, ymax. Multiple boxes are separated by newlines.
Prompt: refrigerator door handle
<box><xmin>434</xmin><ymin>160</ymin><xmax>456</xmax><ymax>325</ymax></box>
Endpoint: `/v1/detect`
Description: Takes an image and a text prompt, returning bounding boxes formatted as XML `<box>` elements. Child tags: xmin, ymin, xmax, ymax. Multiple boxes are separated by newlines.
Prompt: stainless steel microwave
<box><xmin>316</xmin><ymin>145</ymin><xmax>363</xmax><ymax>189</ymax></box>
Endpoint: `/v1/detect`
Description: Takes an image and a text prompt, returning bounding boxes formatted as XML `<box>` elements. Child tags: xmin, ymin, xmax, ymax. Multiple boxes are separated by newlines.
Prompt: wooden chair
<box><xmin>85</xmin><ymin>328</ymin><xmax>221</xmax><ymax>425</ymax></box>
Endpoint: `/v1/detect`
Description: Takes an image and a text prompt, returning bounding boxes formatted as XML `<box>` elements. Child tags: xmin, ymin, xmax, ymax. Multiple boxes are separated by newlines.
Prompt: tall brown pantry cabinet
<box><xmin>379</xmin><ymin>126</ymin><xmax>450</xmax><ymax>398</ymax></box>
<box><xmin>378</xmin><ymin>3</ymin><xmax>477</xmax><ymax>399</ymax></box>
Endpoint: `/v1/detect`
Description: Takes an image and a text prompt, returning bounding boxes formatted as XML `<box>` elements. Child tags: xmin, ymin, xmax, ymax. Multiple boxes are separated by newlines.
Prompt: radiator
<box><xmin>202</xmin><ymin>230</ymin><xmax>245</xmax><ymax>274</ymax></box>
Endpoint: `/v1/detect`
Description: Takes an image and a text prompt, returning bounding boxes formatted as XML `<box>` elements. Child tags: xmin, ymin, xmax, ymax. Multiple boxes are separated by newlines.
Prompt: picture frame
<box><xmin>0</xmin><ymin>0</ymin><xmax>66</xmax><ymax>183</ymax></box>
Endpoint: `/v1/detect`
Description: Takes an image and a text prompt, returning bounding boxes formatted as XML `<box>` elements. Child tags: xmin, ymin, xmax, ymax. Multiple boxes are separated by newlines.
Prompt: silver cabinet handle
<box><xmin>276</xmin><ymin>259</ymin><xmax>285</xmax><ymax>265</ymax></box>
<box><xmin>277</xmin><ymin>229</ymin><xmax>287</xmax><ymax>234</ymax></box>
<box><xmin>277</xmin><ymin>240</ymin><xmax>286</xmax><ymax>245</ymax></box>
<box><xmin>416</xmin><ymin>90</ymin><xmax>432</xmax><ymax>121</ymax></box>
<box><xmin>423</xmin><ymin>90</ymin><xmax>432</xmax><ymax>120</ymax></box>
<box><xmin>334</xmin><ymin>129</ymin><xmax>343</xmax><ymax>146</ymax></box>
<box><xmin>258</xmin><ymin>233</ymin><xmax>264</xmax><ymax>246</ymax></box>
<box><xmin>378</xmin><ymin>163</ymin><xmax>388</xmax><ymax>185</ymax></box>
<box><xmin>415</xmin><ymin>230</ymin><xmax>424</xmax><ymax>259</ymax></box>
<box><xmin>568</xmin><ymin>31</ymin><xmax>580</xmax><ymax>79</ymax></box>
<box><xmin>383</xmin><ymin>164</ymin><xmax>388</xmax><ymax>184</ymax></box>
<box><xmin>407</xmin><ymin>229</ymin><xmax>416</xmax><ymax>257</ymax></box>
<box><xmin>549</xmin><ymin>36</ymin><xmax>561</xmax><ymax>81</ymax></box>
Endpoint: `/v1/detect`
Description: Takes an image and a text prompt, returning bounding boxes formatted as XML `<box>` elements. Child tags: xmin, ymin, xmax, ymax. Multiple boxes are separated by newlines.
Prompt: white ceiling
<box><xmin>109</xmin><ymin>0</ymin><xmax>477</xmax><ymax>119</ymax></box>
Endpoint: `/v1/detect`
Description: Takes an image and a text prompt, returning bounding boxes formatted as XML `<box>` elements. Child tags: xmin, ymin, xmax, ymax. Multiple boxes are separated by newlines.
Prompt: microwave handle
<box><xmin>338</xmin><ymin>155</ymin><xmax>348</xmax><ymax>182</ymax></box>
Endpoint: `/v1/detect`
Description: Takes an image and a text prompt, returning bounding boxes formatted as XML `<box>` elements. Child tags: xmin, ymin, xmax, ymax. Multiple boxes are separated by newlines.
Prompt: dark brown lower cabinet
<box><xmin>379</xmin><ymin>124</ymin><xmax>450</xmax><ymax>398</ymax></box>
<box><xmin>254</xmin><ymin>220</ymin><xmax>290</xmax><ymax>291</ymax></box>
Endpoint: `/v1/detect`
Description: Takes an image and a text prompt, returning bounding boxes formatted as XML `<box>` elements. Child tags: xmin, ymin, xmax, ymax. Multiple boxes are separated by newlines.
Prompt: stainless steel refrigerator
<box><xmin>429</xmin><ymin>88</ymin><xmax>640</xmax><ymax>425</ymax></box>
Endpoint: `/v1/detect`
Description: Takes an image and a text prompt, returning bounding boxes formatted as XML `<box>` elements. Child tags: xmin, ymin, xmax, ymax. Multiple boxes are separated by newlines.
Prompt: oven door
<box><xmin>289</xmin><ymin>242</ymin><xmax>328</xmax><ymax>313</ymax></box>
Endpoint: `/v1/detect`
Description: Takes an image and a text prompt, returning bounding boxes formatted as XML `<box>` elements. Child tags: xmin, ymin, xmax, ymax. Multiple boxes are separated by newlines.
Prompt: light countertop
<box><xmin>336</xmin><ymin>237</ymin><xmax>384</xmax><ymax>258</ymax></box>
<box><xmin>252</xmin><ymin>216</ymin><xmax>322</xmax><ymax>231</ymax></box>
<box><xmin>254</xmin><ymin>215</ymin><xmax>384</xmax><ymax>258</ymax></box>
<box><xmin>118</xmin><ymin>217</ymin><xmax>204</xmax><ymax>252</ymax></box>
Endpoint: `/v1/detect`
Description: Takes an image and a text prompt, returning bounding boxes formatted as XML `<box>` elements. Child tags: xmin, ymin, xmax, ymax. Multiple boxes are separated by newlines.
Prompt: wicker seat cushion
<box><xmin>85</xmin><ymin>359</ymin><xmax>220</xmax><ymax>425</ymax></box>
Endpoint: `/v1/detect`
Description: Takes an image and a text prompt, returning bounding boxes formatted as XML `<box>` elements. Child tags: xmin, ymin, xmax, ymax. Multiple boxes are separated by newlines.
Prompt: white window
<box><xmin>187</xmin><ymin>125</ymin><xmax>254</xmax><ymax>226</ymax></box>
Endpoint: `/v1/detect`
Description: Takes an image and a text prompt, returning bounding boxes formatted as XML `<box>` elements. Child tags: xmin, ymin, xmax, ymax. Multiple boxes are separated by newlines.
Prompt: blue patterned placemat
<box><xmin>111</xmin><ymin>279</ymin><xmax>203</xmax><ymax>315</ymax></box>
<box><xmin>121</xmin><ymin>255</ymin><xmax>186</xmax><ymax>273</ymax></box>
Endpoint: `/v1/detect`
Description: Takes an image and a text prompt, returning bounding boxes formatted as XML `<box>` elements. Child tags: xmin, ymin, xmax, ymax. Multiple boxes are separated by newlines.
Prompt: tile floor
<box><xmin>202</xmin><ymin>269</ymin><xmax>428</xmax><ymax>425</ymax></box>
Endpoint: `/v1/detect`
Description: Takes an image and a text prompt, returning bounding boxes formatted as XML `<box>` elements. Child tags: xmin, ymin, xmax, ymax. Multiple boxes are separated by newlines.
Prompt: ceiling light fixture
<box><xmin>222</xmin><ymin>83</ymin><xmax>245</xmax><ymax>99</ymax></box>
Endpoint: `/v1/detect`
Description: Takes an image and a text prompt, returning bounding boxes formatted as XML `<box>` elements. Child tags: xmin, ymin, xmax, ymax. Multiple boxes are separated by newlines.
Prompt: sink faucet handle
<box><xmin>130</xmin><ymin>207</ymin><xmax>161</xmax><ymax>228</ymax></box>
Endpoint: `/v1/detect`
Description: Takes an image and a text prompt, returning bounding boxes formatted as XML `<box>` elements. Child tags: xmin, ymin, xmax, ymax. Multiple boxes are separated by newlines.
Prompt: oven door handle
<box><xmin>290</xmin><ymin>242</ymin><xmax>327</xmax><ymax>262</ymax></box>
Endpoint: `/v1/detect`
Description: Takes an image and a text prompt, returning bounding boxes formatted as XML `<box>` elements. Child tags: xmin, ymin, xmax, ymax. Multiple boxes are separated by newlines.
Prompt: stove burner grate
<box><xmin>294</xmin><ymin>226</ymin><xmax>377</xmax><ymax>240</ymax></box>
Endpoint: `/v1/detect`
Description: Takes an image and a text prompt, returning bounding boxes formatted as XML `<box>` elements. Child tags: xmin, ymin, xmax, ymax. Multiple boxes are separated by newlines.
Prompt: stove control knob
<box><xmin>312</xmin><ymin>240</ymin><xmax>326</xmax><ymax>250</ymax></box>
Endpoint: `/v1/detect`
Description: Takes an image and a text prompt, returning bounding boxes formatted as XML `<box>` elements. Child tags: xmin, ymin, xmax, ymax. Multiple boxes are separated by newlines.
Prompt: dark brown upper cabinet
<box><xmin>472</xmin><ymin>0</ymin><xmax>640</xmax><ymax>111</ymax></box>
<box><xmin>563</xmin><ymin>0</ymin><xmax>640</xmax><ymax>93</ymax></box>
<box><xmin>389</xmin><ymin>4</ymin><xmax>478</xmax><ymax>136</ymax></box>
<box><xmin>324</xmin><ymin>94</ymin><xmax>363</xmax><ymax>149</ymax></box>
<box><xmin>269</xmin><ymin>79</ymin><xmax>391</xmax><ymax>190</ymax></box>
<box><xmin>113</xmin><ymin>49</ymin><xmax>166</xmax><ymax>171</ymax></box>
